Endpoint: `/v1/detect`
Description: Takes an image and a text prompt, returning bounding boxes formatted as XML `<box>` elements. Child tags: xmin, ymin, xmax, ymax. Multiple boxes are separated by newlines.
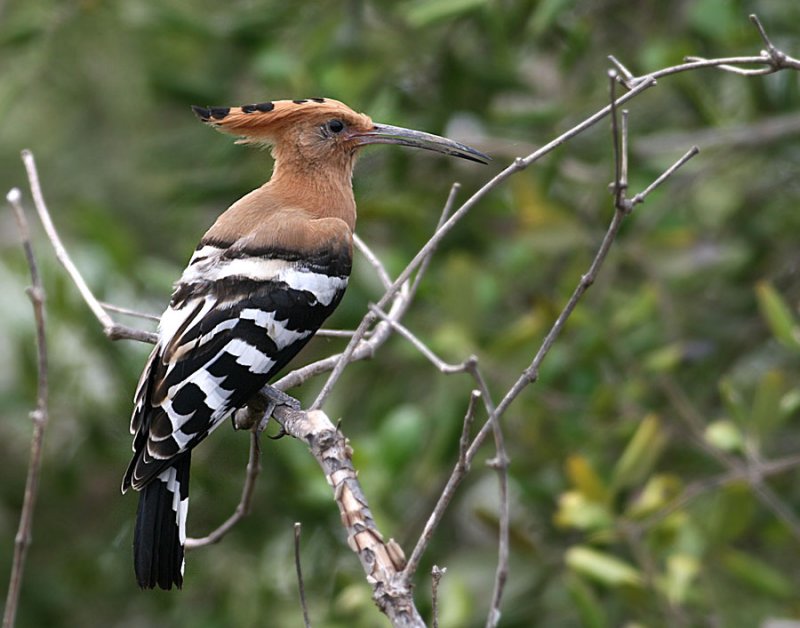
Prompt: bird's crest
<box><xmin>191</xmin><ymin>98</ymin><xmax>372</xmax><ymax>144</ymax></box>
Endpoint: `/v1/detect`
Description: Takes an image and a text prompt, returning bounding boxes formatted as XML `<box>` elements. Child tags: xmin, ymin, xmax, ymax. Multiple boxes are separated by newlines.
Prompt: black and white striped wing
<box><xmin>123</xmin><ymin>243</ymin><xmax>349</xmax><ymax>491</ymax></box>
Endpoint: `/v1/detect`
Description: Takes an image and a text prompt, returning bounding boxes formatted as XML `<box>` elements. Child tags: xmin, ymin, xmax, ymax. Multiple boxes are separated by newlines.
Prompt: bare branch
<box><xmin>431</xmin><ymin>565</ymin><xmax>446</xmax><ymax>628</ymax></box>
<box><xmin>608</xmin><ymin>70</ymin><xmax>626</xmax><ymax>208</ymax></box>
<box><xmin>628</xmin><ymin>146</ymin><xmax>699</xmax><ymax>207</ymax></box>
<box><xmin>97</xmin><ymin>301</ymin><xmax>160</xmax><ymax>322</ymax></box>
<box><xmin>354</xmin><ymin>233</ymin><xmax>393</xmax><ymax>290</ymax></box>
<box><xmin>3</xmin><ymin>189</ymin><xmax>49</xmax><ymax>628</ymax></box>
<box><xmin>20</xmin><ymin>151</ymin><xmax>158</xmax><ymax>345</ymax></box>
<box><xmin>485</xmin><ymin>415</ymin><xmax>509</xmax><ymax>628</ymax></box>
<box><xmin>368</xmin><ymin>304</ymin><xmax>472</xmax><ymax>374</ymax></box>
<box><xmin>409</xmin><ymin>181</ymin><xmax>461</xmax><ymax>298</ymax></box>
<box><xmin>403</xmin><ymin>390</ymin><xmax>481</xmax><ymax>579</ymax></box>
<box><xmin>488</xmin><ymin>144</ymin><xmax>699</xmax><ymax>421</ymax></box>
<box><xmin>271</xmin><ymin>406</ymin><xmax>425</xmax><ymax>628</ymax></box>
<box><xmin>294</xmin><ymin>522</ymin><xmax>312</xmax><ymax>628</ymax></box>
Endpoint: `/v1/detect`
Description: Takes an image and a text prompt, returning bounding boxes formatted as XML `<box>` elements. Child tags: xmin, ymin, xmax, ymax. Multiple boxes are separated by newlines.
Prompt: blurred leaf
<box><xmin>722</xmin><ymin>549</ymin><xmax>794</xmax><ymax>599</ymax></box>
<box><xmin>780</xmin><ymin>388</ymin><xmax>800</xmax><ymax>418</ymax></box>
<box><xmin>529</xmin><ymin>0</ymin><xmax>576</xmax><ymax>35</ymax></box>
<box><xmin>750</xmin><ymin>370</ymin><xmax>786</xmax><ymax>445</ymax></box>
<box><xmin>376</xmin><ymin>404</ymin><xmax>424</xmax><ymax>470</ymax></box>
<box><xmin>688</xmin><ymin>0</ymin><xmax>740</xmax><ymax>40</ymax></box>
<box><xmin>755</xmin><ymin>281</ymin><xmax>800</xmax><ymax>351</ymax></box>
<box><xmin>662</xmin><ymin>554</ymin><xmax>700</xmax><ymax>605</ymax></box>
<box><xmin>626</xmin><ymin>474</ymin><xmax>682</xmax><ymax>519</ymax></box>
<box><xmin>565</xmin><ymin>454</ymin><xmax>610</xmax><ymax>503</ymax></box>
<box><xmin>401</xmin><ymin>0</ymin><xmax>487</xmax><ymax>27</ymax></box>
<box><xmin>719</xmin><ymin>377</ymin><xmax>749</xmax><ymax>426</ymax></box>
<box><xmin>564</xmin><ymin>572</ymin><xmax>608</xmax><ymax>628</ymax></box>
<box><xmin>334</xmin><ymin>582</ymin><xmax>374</xmax><ymax>616</ymax></box>
<box><xmin>554</xmin><ymin>490</ymin><xmax>613</xmax><ymax>531</ymax></box>
<box><xmin>438</xmin><ymin>572</ymin><xmax>474</xmax><ymax>628</ymax></box>
<box><xmin>704</xmin><ymin>484</ymin><xmax>756</xmax><ymax>543</ymax></box>
<box><xmin>611</xmin><ymin>414</ymin><xmax>667</xmax><ymax>491</ymax></box>
<box><xmin>704</xmin><ymin>420</ymin><xmax>744</xmax><ymax>453</ymax></box>
<box><xmin>565</xmin><ymin>546</ymin><xmax>642</xmax><ymax>588</ymax></box>
<box><xmin>643</xmin><ymin>342</ymin><xmax>683</xmax><ymax>373</ymax></box>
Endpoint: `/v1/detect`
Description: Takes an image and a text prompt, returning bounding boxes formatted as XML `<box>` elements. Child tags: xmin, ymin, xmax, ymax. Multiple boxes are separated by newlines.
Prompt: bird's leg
<box><xmin>232</xmin><ymin>385</ymin><xmax>301</xmax><ymax>438</ymax></box>
<box><xmin>260</xmin><ymin>384</ymin><xmax>301</xmax><ymax>439</ymax></box>
<box><xmin>232</xmin><ymin>397</ymin><xmax>267</xmax><ymax>432</ymax></box>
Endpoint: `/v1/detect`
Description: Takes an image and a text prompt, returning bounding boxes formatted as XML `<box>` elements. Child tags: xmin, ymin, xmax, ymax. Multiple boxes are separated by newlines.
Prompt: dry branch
<box><xmin>3</xmin><ymin>189</ymin><xmax>50</xmax><ymax>628</ymax></box>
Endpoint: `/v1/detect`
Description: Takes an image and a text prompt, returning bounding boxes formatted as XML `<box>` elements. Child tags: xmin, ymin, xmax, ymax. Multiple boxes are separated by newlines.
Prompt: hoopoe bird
<box><xmin>121</xmin><ymin>97</ymin><xmax>489</xmax><ymax>589</ymax></box>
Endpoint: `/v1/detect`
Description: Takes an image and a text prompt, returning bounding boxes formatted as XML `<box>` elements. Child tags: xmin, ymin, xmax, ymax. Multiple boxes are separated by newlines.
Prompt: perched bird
<box><xmin>121</xmin><ymin>97</ymin><xmax>489</xmax><ymax>590</ymax></box>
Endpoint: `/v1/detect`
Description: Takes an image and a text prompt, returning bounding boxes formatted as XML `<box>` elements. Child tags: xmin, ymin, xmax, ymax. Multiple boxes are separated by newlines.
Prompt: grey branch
<box><xmin>294</xmin><ymin>522</ymin><xmax>312</xmax><ymax>628</ymax></box>
<box><xmin>272</xmin><ymin>406</ymin><xmax>425</xmax><ymax>628</ymax></box>
<box><xmin>3</xmin><ymin>189</ymin><xmax>50</xmax><ymax>628</ymax></box>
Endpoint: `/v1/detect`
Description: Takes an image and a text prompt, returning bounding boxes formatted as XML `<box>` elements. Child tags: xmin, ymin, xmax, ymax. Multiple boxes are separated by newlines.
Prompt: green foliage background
<box><xmin>1</xmin><ymin>1</ymin><xmax>800</xmax><ymax>626</ymax></box>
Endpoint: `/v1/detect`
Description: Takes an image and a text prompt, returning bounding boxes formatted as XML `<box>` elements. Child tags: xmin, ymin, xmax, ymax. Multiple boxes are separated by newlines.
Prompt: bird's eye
<box><xmin>327</xmin><ymin>119</ymin><xmax>345</xmax><ymax>134</ymax></box>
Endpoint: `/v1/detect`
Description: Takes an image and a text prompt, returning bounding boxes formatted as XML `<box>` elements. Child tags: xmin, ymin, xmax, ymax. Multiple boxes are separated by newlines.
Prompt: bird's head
<box><xmin>192</xmin><ymin>98</ymin><xmax>489</xmax><ymax>170</ymax></box>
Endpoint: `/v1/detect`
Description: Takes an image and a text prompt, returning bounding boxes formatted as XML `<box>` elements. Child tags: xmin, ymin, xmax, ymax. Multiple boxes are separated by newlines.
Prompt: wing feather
<box><xmin>123</xmin><ymin>246</ymin><xmax>348</xmax><ymax>492</ymax></box>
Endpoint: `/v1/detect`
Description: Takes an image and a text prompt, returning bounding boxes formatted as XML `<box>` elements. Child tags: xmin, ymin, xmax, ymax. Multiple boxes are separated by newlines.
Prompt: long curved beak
<box><xmin>354</xmin><ymin>123</ymin><xmax>490</xmax><ymax>164</ymax></box>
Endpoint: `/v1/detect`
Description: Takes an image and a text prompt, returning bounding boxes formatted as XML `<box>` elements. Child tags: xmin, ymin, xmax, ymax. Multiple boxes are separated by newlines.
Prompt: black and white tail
<box><xmin>133</xmin><ymin>454</ymin><xmax>191</xmax><ymax>590</ymax></box>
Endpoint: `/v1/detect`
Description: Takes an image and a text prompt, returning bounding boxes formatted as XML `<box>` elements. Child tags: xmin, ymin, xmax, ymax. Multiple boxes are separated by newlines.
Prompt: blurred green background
<box><xmin>2</xmin><ymin>1</ymin><xmax>800</xmax><ymax>626</ymax></box>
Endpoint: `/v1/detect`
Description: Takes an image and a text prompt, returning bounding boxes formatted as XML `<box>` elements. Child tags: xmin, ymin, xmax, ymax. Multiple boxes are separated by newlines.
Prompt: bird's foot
<box><xmin>259</xmin><ymin>385</ymin><xmax>301</xmax><ymax>437</ymax></box>
<box><xmin>232</xmin><ymin>385</ymin><xmax>300</xmax><ymax>435</ymax></box>
<box><xmin>260</xmin><ymin>384</ymin><xmax>301</xmax><ymax>412</ymax></box>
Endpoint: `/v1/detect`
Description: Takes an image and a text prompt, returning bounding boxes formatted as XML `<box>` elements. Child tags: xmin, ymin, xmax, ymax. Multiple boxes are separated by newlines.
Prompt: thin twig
<box><xmin>409</xmin><ymin>181</ymin><xmax>461</xmax><ymax>299</ymax></box>
<box><xmin>368</xmin><ymin>304</ymin><xmax>471</xmax><ymax>374</ymax></box>
<box><xmin>294</xmin><ymin>522</ymin><xmax>312</xmax><ymax>628</ymax></box>
<box><xmin>313</xmin><ymin>328</ymin><xmax>361</xmax><ymax>338</ymax></box>
<box><xmin>97</xmin><ymin>301</ymin><xmax>160</xmax><ymax>322</ymax></box>
<box><xmin>20</xmin><ymin>151</ymin><xmax>158</xmax><ymax>344</ymax></box>
<box><xmin>472</xmin><ymin>152</ymin><xmax>699</xmax><ymax>463</ymax></box>
<box><xmin>484</xmin><ymin>413</ymin><xmax>509</xmax><ymax>628</ymax></box>
<box><xmin>431</xmin><ymin>565</ymin><xmax>446</xmax><ymax>628</ymax></box>
<box><xmin>491</xmin><ymin>146</ymin><xmax>699</xmax><ymax>422</ymax></box>
<box><xmin>185</xmin><ymin>431</ymin><xmax>262</xmax><ymax>548</ymax></box>
<box><xmin>403</xmin><ymin>390</ymin><xmax>481</xmax><ymax>579</ymax></box>
<box><xmin>629</xmin><ymin>147</ymin><xmax>699</xmax><ymax>207</ymax></box>
<box><xmin>3</xmin><ymin>189</ymin><xmax>49</xmax><ymax>628</ymax></box>
<box><xmin>608</xmin><ymin>70</ymin><xmax>625</xmax><ymax>208</ymax></box>
<box><xmin>354</xmin><ymin>233</ymin><xmax>393</xmax><ymax>290</ymax></box>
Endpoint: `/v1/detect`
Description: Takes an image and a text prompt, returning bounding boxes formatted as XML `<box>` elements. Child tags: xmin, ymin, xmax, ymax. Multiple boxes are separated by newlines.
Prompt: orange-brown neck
<box><xmin>202</xmin><ymin>149</ymin><xmax>358</xmax><ymax>254</ymax></box>
<box><xmin>268</xmin><ymin>150</ymin><xmax>357</xmax><ymax>231</ymax></box>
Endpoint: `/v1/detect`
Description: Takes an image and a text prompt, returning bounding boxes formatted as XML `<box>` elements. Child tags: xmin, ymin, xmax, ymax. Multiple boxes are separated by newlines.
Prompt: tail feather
<box><xmin>134</xmin><ymin>453</ymin><xmax>191</xmax><ymax>589</ymax></box>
